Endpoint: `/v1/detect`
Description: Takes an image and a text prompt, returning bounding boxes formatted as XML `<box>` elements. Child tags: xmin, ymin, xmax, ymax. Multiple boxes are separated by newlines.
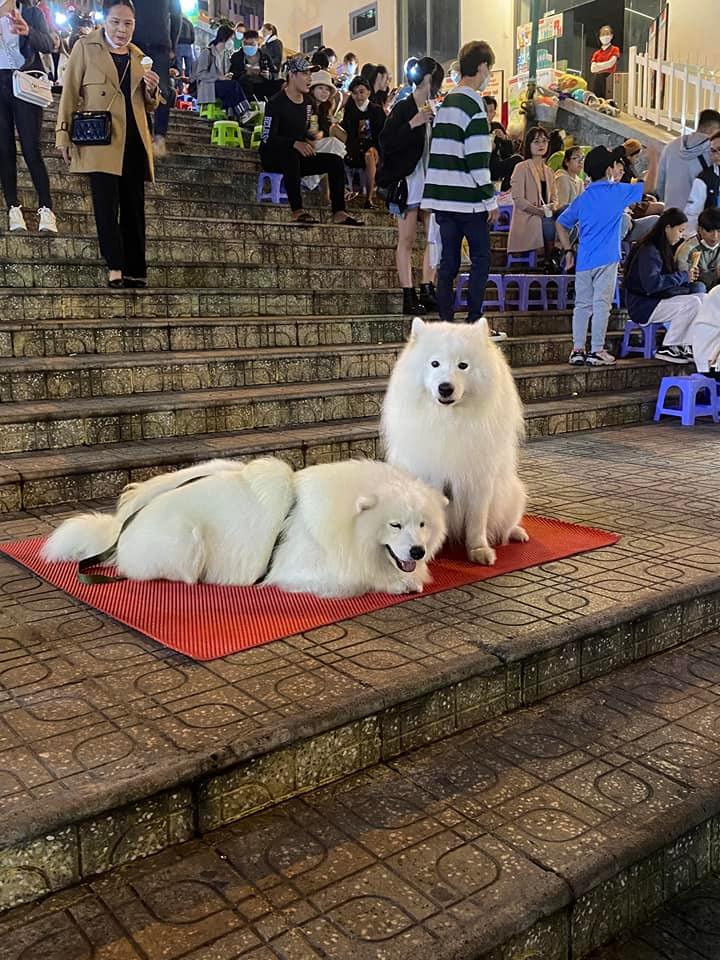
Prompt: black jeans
<box><xmin>135</xmin><ymin>43</ymin><xmax>170</xmax><ymax>137</ymax></box>
<box><xmin>435</xmin><ymin>210</ymin><xmax>491</xmax><ymax>322</ymax></box>
<box><xmin>0</xmin><ymin>70</ymin><xmax>52</xmax><ymax>210</ymax></box>
<box><xmin>260</xmin><ymin>147</ymin><xmax>346</xmax><ymax>214</ymax></box>
<box><xmin>89</xmin><ymin>138</ymin><xmax>147</xmax><ymax>278</ymax></box>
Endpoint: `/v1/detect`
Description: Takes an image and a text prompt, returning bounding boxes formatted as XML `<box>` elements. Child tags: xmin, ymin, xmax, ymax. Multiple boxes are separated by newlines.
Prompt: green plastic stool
<box><xmin>199</xmin><ymin>101</ymin><xmax>225</xmax><ymax>121</ymax></box>
<box><xmin>250</xmin><ymin>125</ymin><xmax>263</xmax><ymax>149</ymax></box>
<box><xmin>211</xmin><ymin>120</ymin><xmax>243</xmax><ymax>147</ymax></box>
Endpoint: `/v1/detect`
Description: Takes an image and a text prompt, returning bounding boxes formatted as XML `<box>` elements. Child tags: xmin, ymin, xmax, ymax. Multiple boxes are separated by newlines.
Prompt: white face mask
<box><xmin>356</xmin><ymin>98</ymin><xmax>370</xmax><ymax>112</ymax></box>
<box><xmin>701</xmin><ymin>239</ymin><xmax>720</xmax><ymax>250</ymax></box>
<box><xmin>600</xmin><ymin>34</ymin><xmax>613</xmax><ymax>47</ymax></box>
<box><xmin>478</xmin><ymin>73</ymin><xmax>490</xmax><ymax>93</ymax></box>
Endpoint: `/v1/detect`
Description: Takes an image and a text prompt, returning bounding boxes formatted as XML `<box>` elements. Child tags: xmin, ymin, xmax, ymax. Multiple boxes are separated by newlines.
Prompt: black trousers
<box><xmin>89</xmin><ymin>138</ymin><xmax>147</xmax><ymax>278</ymax></box>
<box><xmin>0</xmin><ymin>70</ymin><xmax>52</xmax><ymax>210</ymax></box>
<box><xmin>260</xmin><ymin>148</ymin><xmax>346</xmax><ymax>213</ymax></box>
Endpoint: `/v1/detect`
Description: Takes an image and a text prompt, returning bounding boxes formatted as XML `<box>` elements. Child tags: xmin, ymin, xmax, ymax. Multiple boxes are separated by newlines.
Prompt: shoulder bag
<box><xmin>0</xmin><ymin>18</ymin><xmax>53</xmax><ymax>107</ymax></box>
<box><xmin>70</xmin><ymin>57</ymin><xmax>130</xmax><ymax>146</ymax></box>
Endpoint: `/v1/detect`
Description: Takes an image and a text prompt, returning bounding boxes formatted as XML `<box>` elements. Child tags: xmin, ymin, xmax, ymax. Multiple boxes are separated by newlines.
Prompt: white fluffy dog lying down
<box><xmin>42</xmin><ymin>458</ymin><xmax>449</xmax><ymax>598</ymax></box>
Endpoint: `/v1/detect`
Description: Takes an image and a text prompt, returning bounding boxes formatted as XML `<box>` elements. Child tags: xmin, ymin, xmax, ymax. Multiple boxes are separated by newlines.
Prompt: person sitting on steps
<box><xmin>259</xmin><ymin>55</ymin><xmax>364</xmax><ymax>227</ymax></box>
<box><xmin>341</xmin><ymin>75</ymin><xmax>385</xmax><ymax>208</ymax></box>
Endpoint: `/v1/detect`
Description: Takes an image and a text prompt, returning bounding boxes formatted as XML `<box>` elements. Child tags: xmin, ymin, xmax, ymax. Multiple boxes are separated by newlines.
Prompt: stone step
<box><xmin>0</xmin><ymin>312</ymin><xmax>595</xmax><ymax>359</ymax></box>
<box><xmin>1</xmin><ymin>529</ymin><xmax>719</xmax><ymax>950</ymax></box>
<box><xmin>37</xmin><ymin>132</ymin><xmax>255</xmax><ymax>159</ymax></box>
<box><xmin>0</xmin><ymin>382</ymin><xmax>668</xmax><ymax>510</ymax></box>
<box><xmin>0</xmin><ymin>285</ymin><xmax>404</xmax><ymax>321</ymax></box>
<box><xmin>0</xmin><ymin>352</ymin><xmax>642</xmax><ymax>455</ymax></box>
<box><xmin>0</xmin><ymin>345</ymin><xmax>676</xmax><ymax>405</ymax></box>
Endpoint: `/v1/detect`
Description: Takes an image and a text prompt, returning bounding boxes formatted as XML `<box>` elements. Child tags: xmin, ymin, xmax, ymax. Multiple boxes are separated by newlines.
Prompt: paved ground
<box><xmin>591</xmin><ymin>873</ymin><xmax>720</xmax><ymax>958</ymax></box>
<box><xmin>1</xmin><ymin>422</ymin><xmax>720</xmax><ymax>846</ymax></box>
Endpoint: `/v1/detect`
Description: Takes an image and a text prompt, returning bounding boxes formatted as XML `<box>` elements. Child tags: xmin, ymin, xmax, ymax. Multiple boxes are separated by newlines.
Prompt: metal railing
<box><xmin>627</xmin><ymin>45</ymin><xmax>720</xmax><ymax>134</ymax></box>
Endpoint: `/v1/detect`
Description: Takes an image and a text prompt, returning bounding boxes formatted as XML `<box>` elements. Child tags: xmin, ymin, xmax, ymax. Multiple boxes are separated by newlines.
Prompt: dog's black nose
<box><xmin>410</xmin><ymin>545</ymin><xmax>426</xmax><ymax>560</ymax></box>
<box><xmin>438</xmin><ymin>382</ymin><xmax>454</xmax><ymax>398</ymax></box>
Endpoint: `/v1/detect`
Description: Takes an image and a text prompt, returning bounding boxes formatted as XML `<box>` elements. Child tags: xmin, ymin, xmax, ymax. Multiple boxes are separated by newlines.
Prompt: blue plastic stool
<box><xmin>492</xmin><ymin>205</ymin><xmax>513</xmax><ymax>233</ymax></box>
<box><xmin>454</xmin><ymin>273</ymin><xmax>505</xmax><ymax>311</ymax></box>
<box><xmin>503</xmin><ymin>274</ymin><xmax>558</xmax><ymax>311</ymax></box>
<box><xmin>654</xmin><ymin>374</ymin><xmax>720</xmax><ymax>426</ymax></box>
<box><xmin>620</xmin><ymin>320</ymin><xmax>666</xmax><ymax>359</ymax></box>
<box><xmin>256</xmin><ymin>172</ymin><xmax>288</xmax><ymax>204</ymax></box>
<box><xmin>506</xmin><ymin>250</ymin><xmax>537</xmax><ymax>270</ymax></box>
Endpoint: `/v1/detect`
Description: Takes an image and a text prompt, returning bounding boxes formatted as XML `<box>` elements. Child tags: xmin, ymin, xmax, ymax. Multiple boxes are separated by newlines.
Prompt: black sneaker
<box><xmin>655</xmin><ymin>345</ymin><xmax>687</xmax><ymax>364</ymax></box>
<box><xmin>568</xmin><ymin>348</ymin><xmax>586</xmax><ymax>365</ymax></box>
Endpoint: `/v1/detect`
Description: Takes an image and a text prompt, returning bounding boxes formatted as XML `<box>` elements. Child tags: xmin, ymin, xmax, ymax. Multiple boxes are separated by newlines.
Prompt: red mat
<box><xmin>0</xmin><ymin>516</ymin><xmax>618</xmax><ymax>661</ymax></box>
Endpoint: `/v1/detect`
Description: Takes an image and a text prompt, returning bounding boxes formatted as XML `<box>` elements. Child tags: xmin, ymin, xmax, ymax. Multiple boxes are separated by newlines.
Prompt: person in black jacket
<box><xmin>0</xmin><ymin>0</ymin><xmax>56</xmax><ymax>233</ymax></box>
<box><xmin>342</xmin><ymin>75</ymin><xmax>385</xmax><ymax>208</ymax></box>
<box><xmin>378</xmin><ymin>56</ymin><xmax>443</xmax><ymax>314</ymax></box>
<box><xmin>229</xmin><ymin>29</ymin><xmax>281</xmax><ymax>101</ymax></box>
<box><xmin>132</xmin><ymin>0</ymin><xmax>181</xmax><ymax>158</ymax></box>
<box><xmin>260</xmin><ymin>23</ymin><xmax>283</xmax><ymax>76</ymax></box>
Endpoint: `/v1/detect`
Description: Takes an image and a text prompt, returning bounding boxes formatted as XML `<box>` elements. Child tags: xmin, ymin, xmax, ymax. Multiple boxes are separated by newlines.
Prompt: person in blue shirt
<box><xmin>557</xmin><ymin>145</ymin><xmax>643</xmax><ymax>366</ymax></box>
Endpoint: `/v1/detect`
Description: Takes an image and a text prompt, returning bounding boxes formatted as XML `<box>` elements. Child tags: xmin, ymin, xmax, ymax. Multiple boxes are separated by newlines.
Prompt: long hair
<box><xmin>626</xmin><ymin>207</ymin><xmax>688</xmax><ymax>275</ymax></box>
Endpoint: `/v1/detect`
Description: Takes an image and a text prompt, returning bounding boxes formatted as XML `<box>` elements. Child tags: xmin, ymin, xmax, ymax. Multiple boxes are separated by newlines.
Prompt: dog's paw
<box><xmin>469</xmin><ymin>545</ymin><xmax>497</xmax><ymax>566</ymax></box>
<box><xmin>510</xmin><ymin>525</ymin><xmax>530</xmax><ymax>543</ymax></box>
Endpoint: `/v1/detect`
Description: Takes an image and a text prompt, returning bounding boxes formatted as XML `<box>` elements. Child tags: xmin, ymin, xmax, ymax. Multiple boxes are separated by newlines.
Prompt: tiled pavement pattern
<box><xmin>4</xmin><ymin>616</ymin><xmax>720</xmax><ymax>958</ymax></box>
<box><xmin>591</xmin><ymin>873</ymin><xmax>720</xmax><ymax>959</ymax></box>
<box><xmin>2</xmin><ymin>422</ymin><xmax>720</xmax><ymax>914</ymax></box>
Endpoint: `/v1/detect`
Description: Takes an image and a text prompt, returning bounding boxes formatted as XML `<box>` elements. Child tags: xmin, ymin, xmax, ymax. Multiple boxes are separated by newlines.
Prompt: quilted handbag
<box><xmin>70</xmin><ymin>110</ymin><xmax>112</xmax><ymax>146</ymax></box>
<box><xmin>12</xmin><ymin>70</ymin><xmax>53</xmax><ymax>109</ymax></box>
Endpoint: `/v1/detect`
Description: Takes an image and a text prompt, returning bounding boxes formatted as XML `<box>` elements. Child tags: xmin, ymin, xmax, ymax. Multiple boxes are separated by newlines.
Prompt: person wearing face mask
<box><xmin>232</xmin><ymin>22</ymin><xmax>245</xmax><ymax>52</ymax></box>
<box><xmin>378</xmin><ymin>56</ymin><xmax>443</xmax><ymax>315</ymax></box>
<box><xmin>421</xmin><ymin>40</ymin><xmax>498</xmax><ymax>326</ymax></box>
<box><xmin>336</xmin><ymin>51</ymin><xmax>357</xmax><ymax>92</ymax></box>
<box><xmin>195</xmin><ymin>25</ymin><xmax>232</xmax><ymax>107</ymax></box>
<box><xmin>229</xmin><ymin>28</ymin><xmax>280</xmax><ymax>101</ymax></box>
<box><xmin>676</xmin><ymin>207</ymin><xmax>720</xmax><ymax>293</ymax></box>
<box><xmin>260</xmin><ymin>22</ymin><xmax>282</xmax><ymax>75</ymax></box>
<box><xmin>590</xmin><ymin>25</ymin><xmax>620</xmax><ymax>99</ymax></box>
<box><xmin>341</xmin><ymin>75</ymin><xmax>385</xmax><ymax>208</ymax></box>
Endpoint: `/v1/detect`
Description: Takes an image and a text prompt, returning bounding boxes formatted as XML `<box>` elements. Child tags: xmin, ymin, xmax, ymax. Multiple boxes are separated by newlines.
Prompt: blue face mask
<box><xmin>235</xmin><ymin>31</ymin><xmax>244</xmax><ymax>40</ymax></box>
<box><xmin>243</xmin><ymin>45</ymin><xmax>258</xmax><ymax>57</ymax></box>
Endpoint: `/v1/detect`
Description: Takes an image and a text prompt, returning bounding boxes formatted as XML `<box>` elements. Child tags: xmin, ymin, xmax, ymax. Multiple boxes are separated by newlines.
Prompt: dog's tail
<box><xmin>41</xmin><ymin>513</ymin><xmax>121</xmax><ymax>564</ymax></box>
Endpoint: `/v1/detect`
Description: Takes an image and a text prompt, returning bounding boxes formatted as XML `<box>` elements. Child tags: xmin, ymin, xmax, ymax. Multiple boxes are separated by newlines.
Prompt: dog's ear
<box><xmin>473</xmin><ymin>316</ymin><xmax>490</xmax><ymax>335</ymax></box>
<box><xmin>355</xmin><ymin>495</ymin><xmax>378</xmax><ymax>514</ymax></box>
<box><xmin>441</xmin><ymin>496</ymin><xmax>450</xmax><ymax>508</ymax></box>
<box><xmin>410</xmin><ymin>316</ymin><xmax>426</xmax><ymax>339</ymax></box>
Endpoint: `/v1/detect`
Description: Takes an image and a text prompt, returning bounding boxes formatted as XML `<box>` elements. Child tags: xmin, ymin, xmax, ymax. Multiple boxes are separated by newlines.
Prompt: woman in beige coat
<box><xmin>508</xmin><ymin>126</ymin><xmax>559</xmax><ymax>264</ymax></box>
<box><xmin>56</xmin><ymin>1</ymin><xmax>160</xmax><ymax>287</ymax></box>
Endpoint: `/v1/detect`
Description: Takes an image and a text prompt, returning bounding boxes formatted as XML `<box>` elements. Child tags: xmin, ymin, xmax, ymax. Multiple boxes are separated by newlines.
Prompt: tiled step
<box><xmin>0</xmin><ymin>285</ymin><xmax>403</xmax><ymax>321</ymax></box>
<box><xmin>0</xmin><ymin>346</ymin><xmax>682</xmax><ymax>404</ymax></box>
<box><xmin>0</xmin><ymin>385</ymin><xmax>666</xmax><ymax>509</ymax></box>
<box><xmin>0</xmin><ymin>360</ymin><xmax>645</xmax><ymax>455</ymax></box>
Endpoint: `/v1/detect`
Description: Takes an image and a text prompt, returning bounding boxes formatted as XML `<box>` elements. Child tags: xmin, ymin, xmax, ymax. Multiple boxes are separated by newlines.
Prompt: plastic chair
<box><xmin>211</xmin><ymin>120</ymin><xmax>243</xmax><ymax>148</ymax></box>
<box><xmin>256</xmin><ymin>172</ymin><xmax>288</xmax><ymax>204</ymax></box>
<box><xmin>506</xmin><ymin>250</ymin><xmax>538</xmax><ymax>270</ymax></box>
<box><xmin>503</xmin><ymin>274</ymin><xmax>557</xmax><ymax>310</ymax></box>
<box><xmin>199</xmin><ymin>101</ymin><xmax>225</xmax><ymax>121</ymax></box>
<box><xmin>492</xmin><ymin>204</ymin><xmax>513</xmax><ymax>233</ymax></box>
<box><xmin>176</xmin><ymin>99</ymin><xmax>194</xmax><ymax>111</ymax></box>
<box><xmin>249</xmin><ymin>125</ymin><xmax>263</xmax><ymax>149</ymax></box>
<box><xmin>654</xmin><ymin>374</ymin><xmax>720</xmax><ymax>426</ymax></box>
<box><xmin>620</xmin><ymin>320</ymin><xmax>666</xmax><ymax>359</ymax></box>
<box><xmin>454</xmin><ymin>273</ymin><xmax>505</xmax><ymax>311</ymax></box>
<box><xmin>547</xmin><ymin>150</ymin><xmax>565</xmax><ymax>171</ymax></box>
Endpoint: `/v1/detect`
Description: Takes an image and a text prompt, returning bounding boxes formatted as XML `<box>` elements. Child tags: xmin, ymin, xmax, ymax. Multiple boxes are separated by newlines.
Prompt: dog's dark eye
<box><xmin>430</xmin><ymin>360</ymin><xmax>440</xmax><ymax>368</ymax></box>
<box><xmin>389</xmin><ymin>522</ymin><xmax>402</xmax><ymax>529</ymax></box>
<box><xmin>458</xmin><ymin>362</ymin><xmax>469</xmax><ymax>370</ymax></box>
<box><xmin>419</xmin><ymin>522</ymin><xmax>425</xmax><ymax>528</ymax></box>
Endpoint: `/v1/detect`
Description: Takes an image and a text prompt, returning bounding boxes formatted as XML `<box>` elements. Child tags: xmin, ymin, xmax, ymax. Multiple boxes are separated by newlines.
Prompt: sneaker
<box><xmin>8</xmin><ymin>206</ymin><xmax>26</xmax><ymax>233</ymax></box>
<box><xmin>489</xmin><ymin>329</ymin><xmax>508</xmax><ymax>341</ymax></box>
<box><xmin>38</xmin><ymin>207</ymin><xmax>57</xmax><ymax>234</ymax></box>
<box><xmin>586</xmin><ymin>349</ymin><xmax>617</xmax><ymax>366</ymax></box>
<box><xmin>152</xmin><ymin>135</ymin><xmax>168</xmax><ymax>160</ymax></box>
<box><xmin>681</xmin><ymin>345</ymin><xmax>694</xmax><ymax>360</ymax></box>
<box><xmin>568</xmin><ymin>348</ymin><xmax>586</xmax><ymax>365</ymax></box>
<box><xmin>655</xmin><ymin>345</ymin><xmax>687</xmax><ymax>364</ymax></box>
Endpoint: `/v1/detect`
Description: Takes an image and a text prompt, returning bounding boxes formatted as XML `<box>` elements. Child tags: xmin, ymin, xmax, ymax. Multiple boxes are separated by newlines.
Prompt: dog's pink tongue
<box><xmin>399</xmin><ymin>558</ymin><xmax>417</xmax><ymax>573</ymax></box>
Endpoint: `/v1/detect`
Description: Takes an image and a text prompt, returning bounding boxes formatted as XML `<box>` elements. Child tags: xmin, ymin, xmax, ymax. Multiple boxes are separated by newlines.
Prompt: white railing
<box><xmin>628</xmin><ymin>46</ymin><xmax>720</xmax><ymax>134</ymax></box>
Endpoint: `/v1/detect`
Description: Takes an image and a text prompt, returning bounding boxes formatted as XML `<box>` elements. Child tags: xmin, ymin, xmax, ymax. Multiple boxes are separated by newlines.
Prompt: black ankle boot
<box><xmin>418</xmin><ymin>282</ymin><xmax>438</xmax><ymax>311</ymax></box>
<box><xmin>402</xmin><ymin>287</ymin><xmax>427</xmax><ymax>316</ymax></box>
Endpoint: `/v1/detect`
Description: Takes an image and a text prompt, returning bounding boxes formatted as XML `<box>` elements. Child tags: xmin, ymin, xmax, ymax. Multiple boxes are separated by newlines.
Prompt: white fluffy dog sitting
<box><xmin>382</xmin><ymin>317</ymin><xmax>528</xmax><ymax>566</ymax></box>
<box><xmin>42</xmin><ymin>458</ymin><xmax>448</xmax><ymax>598</ymax></box>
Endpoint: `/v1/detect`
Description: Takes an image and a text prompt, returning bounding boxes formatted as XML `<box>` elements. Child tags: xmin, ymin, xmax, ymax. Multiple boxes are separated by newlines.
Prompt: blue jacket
<box><xmin>624</xmin><ymin>242</ymin><xmax>691</xmax><ymax>326</ymax></box>
<box><xmin>18</xmin><ymin>4</ymin><xmax>53</xmax><ymax>72</ymax></box>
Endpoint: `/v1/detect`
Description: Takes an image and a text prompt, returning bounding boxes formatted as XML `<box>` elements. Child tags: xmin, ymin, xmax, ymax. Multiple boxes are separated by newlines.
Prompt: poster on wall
<box><xmin>484</xmin><ymin>69</ymin><xmax>505</xmax><ymax>104</ymax></box>
<box><xmin>516</xmin><ymin>13</ymin><xmax>564</xmax><ymax>49</ymax></box>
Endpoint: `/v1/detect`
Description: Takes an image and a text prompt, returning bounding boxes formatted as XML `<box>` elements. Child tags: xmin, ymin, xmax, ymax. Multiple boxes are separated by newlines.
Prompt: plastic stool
<box><xmin>176</xmin><ymin>99</ymin><xmax>193</xmax><ymax>111</ymax></box>
<box><xmin>256</xmin><ymin>172</ymin><xmax>288</xmax><ymax>204</ymax></box>
<box><xmin>250</xmin><ymin>125</ymin><xmax>263</xmax><ymax>149</ymax></box>
<box><xmin>654</xmin><ymin>374</ymin><xmax>720</xmax><ymax>426</ymax></box>
<box><xmin>551</xmin><ymin>274</ymin><xmax>573</xmax><ymax>309</ymax></box>
<box><xmin>454</xmin><ymin>273</ymin><xmax>505</xmax><ymax>311</ymax></box>
<box><xmin>199</xmin><ymin>101</ymin><xmax>225</xmax><ymax>121</ymax></box>
<box><xmin>492</xmin><ymin>205</ymin><xmax>513</xmax><ymax>233</ymax></box>
<box><xmin>211</xmin><ymin>120</ymin><xmax>243</xmax><ymax>147</ymax></box>
<box><xmin>620</xmin><ymin>320</ymin><xmax>666</xmax><ymax>359</ymax></box>
<box><xmin>504</xmin><ymin>274</ymin><xmax>555</xmax><ymax>310</ymax></box>
<box><xmin>506</xmin><ymin>250</ymin><xmax>537</xmax><ymax>270</ymax></box>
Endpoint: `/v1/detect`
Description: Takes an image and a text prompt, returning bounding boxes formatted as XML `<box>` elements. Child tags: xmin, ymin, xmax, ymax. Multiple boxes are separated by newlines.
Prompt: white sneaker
<box><xmin>38</xmin><ymin>207</ymin><xmax>58</xmax><ymax>234</ymax></box>
<box><xmin>586</xmin><ymin>349</ymin><xmax>617</xmax><ymax>366</ymax></box>
<box><xmin>489</xmin><ymin>329</ymin><xmax>508</xmax><ymax>341</ymax></box>
<box><xmin>8</xmin><ymin>206</ymin><xmax>27</xmax><ymax>232</ymax></box>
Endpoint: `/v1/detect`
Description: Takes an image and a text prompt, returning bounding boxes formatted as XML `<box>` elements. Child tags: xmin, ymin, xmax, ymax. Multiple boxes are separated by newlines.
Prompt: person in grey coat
<box><xmin>195</xmin><ymin>25</ymin><xmax>233</xmax><ymax>106</ymax></box>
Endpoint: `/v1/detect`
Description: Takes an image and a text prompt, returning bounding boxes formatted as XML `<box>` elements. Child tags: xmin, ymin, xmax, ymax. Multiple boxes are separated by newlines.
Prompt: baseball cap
<box><xmin>286</xmin><ymin>55</ymin><xmax>312</xmax><ymax>74</ymax></box>
<box><xmin>584</xmin><ymin>144</ymin><xmax>626</xmax><ymax>181</ymax></box>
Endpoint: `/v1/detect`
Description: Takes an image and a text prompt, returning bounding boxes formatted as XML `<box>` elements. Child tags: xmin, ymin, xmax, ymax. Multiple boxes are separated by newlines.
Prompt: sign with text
<box><xmin>517</xmin><ymin>12</ymin><xmax>564</xmax><ymax>49</ymax></box>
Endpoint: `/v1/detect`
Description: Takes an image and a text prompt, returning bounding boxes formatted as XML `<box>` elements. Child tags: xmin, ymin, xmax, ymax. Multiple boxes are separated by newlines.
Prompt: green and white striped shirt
<box><xmin>421</xmin><ymin>85</ymin><xmax>497</xmax><ymax>214</ymax></box>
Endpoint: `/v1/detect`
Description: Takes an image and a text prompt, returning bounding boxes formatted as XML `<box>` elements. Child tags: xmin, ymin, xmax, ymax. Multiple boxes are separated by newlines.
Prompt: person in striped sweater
<box><xmin>421</xmin><ymin>40</ymin><xmax>499</xmax><ymax>327</ymax></box>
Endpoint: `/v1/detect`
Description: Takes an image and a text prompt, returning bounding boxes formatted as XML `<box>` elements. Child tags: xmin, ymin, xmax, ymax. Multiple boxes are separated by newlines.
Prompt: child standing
<box><xmin>557</xmin><ymin>145</ymin><xmax>643</xmax><ymax>365</ymax></box>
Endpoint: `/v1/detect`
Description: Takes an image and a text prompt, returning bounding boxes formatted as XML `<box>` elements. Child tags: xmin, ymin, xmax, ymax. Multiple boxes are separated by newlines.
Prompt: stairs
<box><xmin>0</xmin><ymin>107</ymin><xmax>716</xmax><ymax>958</ymax></box>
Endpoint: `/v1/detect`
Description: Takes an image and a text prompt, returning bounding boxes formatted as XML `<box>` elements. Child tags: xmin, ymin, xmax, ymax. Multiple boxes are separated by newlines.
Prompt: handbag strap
<box><xmin>105</xmin><ymin>56</ymin><xmax>131</xmax><ymax>113</ymax></box>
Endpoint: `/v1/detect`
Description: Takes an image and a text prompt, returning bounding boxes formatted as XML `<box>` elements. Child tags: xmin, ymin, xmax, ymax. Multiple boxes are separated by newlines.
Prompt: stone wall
<box><xmin>557</xmin><ymin>99</ymin><xmax>671</xmax><ymax>150</ymax></box>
